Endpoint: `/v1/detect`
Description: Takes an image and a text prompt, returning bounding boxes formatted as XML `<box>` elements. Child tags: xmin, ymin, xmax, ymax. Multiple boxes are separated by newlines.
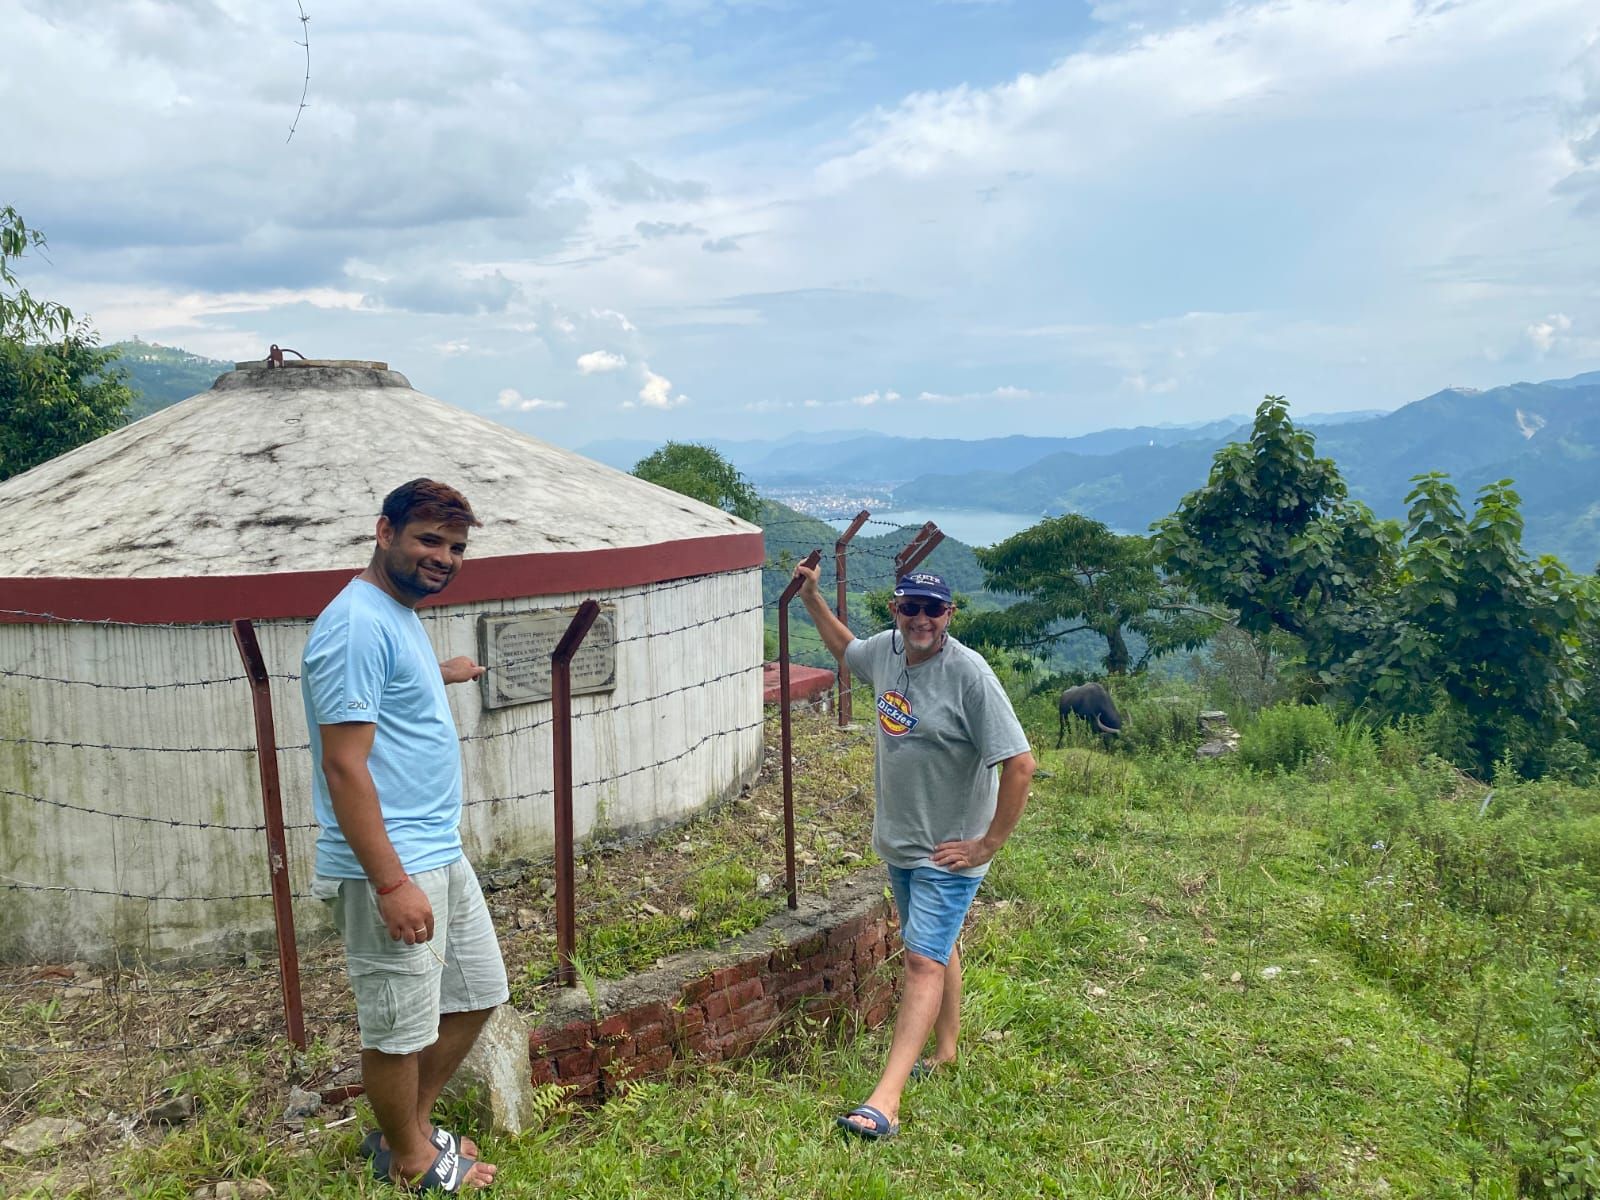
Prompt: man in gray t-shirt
<box><xmin>796</xmin><ymin>564</ymin><xmax>1036</xmax><ymax>1141</ymax></box>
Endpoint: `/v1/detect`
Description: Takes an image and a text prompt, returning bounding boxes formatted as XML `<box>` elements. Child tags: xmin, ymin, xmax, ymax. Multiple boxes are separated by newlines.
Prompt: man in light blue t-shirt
<box><xmin>303</xmin><ymin>478</ymin><xmax>505</xmax><ymax>1193</ymax></box>
<box><xmin>796</xmin><ymin>563</ymin><xmax>1036</xmax><ymax>1142</ymax></box>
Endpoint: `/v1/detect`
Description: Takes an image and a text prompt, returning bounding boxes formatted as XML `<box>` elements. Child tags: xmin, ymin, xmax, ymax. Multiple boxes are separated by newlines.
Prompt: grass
<box><xmin>4</xmin><ymin>702</ymin><xmax>1598</xmax><ymax>1198</ymax></box>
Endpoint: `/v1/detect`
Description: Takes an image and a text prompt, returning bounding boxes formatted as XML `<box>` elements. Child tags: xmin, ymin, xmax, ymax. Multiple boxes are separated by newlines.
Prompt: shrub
<box><xmin>1239</xmin><ymin>702</ymin><xmax>1338</xmax><ymax>773</ymax></box>
<box><xmin>1114</xmin><ymin>693</ymin><xmax>1203</xmax><ymax>756</ymax></box>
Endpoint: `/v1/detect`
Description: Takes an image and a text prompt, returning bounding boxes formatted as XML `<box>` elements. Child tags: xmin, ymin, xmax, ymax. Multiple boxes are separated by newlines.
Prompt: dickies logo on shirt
<box><xmin>876</xmin><ymin>690</ymin><xmax>918</xmax><ymax>736</ymax></box>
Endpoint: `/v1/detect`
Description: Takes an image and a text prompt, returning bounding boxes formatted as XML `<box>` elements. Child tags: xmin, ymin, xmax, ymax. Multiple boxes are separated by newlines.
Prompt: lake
<box><xmin>825</xmin><ymin>507</ymin><xmax>1046</xmax><ymax>548</ymax></box>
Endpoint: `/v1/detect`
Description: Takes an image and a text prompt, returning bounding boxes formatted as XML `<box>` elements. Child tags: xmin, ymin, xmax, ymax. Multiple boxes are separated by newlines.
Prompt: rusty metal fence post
<box><xmin>894</xmin><ymin>521</ymin><xmax>945</xmax><ymax>578</ymax></box>
<box><xmin>834</xmin><ymin>510</ymin><xmax>870</xmax><ymax>726</ymax></box>
<box><xmin>550</xmin><ymin>600</ymin><xmax>601</xmax><ymax>987</ymax></box>
<box><xmin>777</xmin><ymin>550</ymin><xmax>822</xmax><ymax>910</ymax></box>
<box><xmin>231</xmin><ymin>619</ymin><xmax>306</xmax><ymax>1050</ymax></box>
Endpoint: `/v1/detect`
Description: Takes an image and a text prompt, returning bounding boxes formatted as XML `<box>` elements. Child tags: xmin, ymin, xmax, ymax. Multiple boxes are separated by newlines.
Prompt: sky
<box><xmin>6</xmin><ymin>0</ymin><xmax>1600</xmax><ymax>450</ymax></box>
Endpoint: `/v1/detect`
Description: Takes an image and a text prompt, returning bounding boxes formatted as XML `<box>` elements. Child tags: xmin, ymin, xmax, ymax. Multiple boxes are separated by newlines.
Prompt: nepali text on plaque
<box><xmin>477</xmin><ymin>606</ymin><xmax>618</xmax><ymax>710</ymax></box>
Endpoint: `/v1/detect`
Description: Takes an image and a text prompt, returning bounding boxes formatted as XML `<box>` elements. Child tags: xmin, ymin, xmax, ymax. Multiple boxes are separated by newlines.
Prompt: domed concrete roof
<box><xmin>0</xmin><ymin>363</ymin><xmax>754</xmax><ymax>578</ymax></box>
<box><xmin>0</xmin><ymin>363</ymin><xmax>764</xmax><ymax>622</ymax></box>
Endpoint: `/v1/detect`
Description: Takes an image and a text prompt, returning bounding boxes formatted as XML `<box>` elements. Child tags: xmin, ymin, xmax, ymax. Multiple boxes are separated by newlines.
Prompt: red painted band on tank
<box><xmin>0</xmin><ymin>532</ymin><xmax>766</xmax><ymax>625</ymax></box>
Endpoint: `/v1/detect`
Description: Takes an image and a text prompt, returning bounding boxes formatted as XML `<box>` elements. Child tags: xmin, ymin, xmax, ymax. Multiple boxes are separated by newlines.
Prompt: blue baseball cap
<box><xmin>893</xmin><ymin>571</ymin><xmax>952</xmax><ymax>603</ymax></box>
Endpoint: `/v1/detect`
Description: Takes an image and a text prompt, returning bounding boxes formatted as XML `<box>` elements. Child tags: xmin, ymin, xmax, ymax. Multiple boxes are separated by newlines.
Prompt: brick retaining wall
<box><xmin>528</xmin><ymin>869</ymin><xmax>898</xmax><ymax>1099</ymax></box>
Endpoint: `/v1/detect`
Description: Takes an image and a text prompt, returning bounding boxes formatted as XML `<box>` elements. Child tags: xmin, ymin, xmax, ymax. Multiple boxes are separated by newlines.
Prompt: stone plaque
<box><xmin>477</xmin><ymin>606</ymin><xmax>618</xmax><ymax>710</ymax></box>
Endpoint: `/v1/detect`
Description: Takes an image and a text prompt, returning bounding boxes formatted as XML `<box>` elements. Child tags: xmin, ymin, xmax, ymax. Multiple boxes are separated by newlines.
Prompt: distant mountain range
<box><xmin>586</xmin><ymin>374</ymin><xmax>1600</xmax><ymax>569</ymax></box>
<box><xmin>583</xmin><ymin>420</ymin><xmax>1258</xmax><ymax>482</ymax></box>
<box><xmin>889</xmin><ymin>372</ymin><xmax>1600</xmax><ymax>570</ymax></box>
<box><xmin>110</xmin><ymin>346</ymin><xmax>1600</xmax><ymax>571</ymax></box>
<box><xmin>580</xmin><ymin>410</ymin><xmax>1392</xmax><ymax>482</ymax></box>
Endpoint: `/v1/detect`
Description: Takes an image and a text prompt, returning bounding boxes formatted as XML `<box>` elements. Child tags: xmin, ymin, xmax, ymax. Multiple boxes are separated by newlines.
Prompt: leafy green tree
<box><xmin>1347</xmin><ymin>474</ymin><xmax>1595</xmax><ymax>769</ymax></box>
<box><xmin>1154</xmin><ymin>396</ymin><xmax>1396</xmax><ymax>678</ymax></box>
<box><xmin>1</xmin><ymin>207</ymin><xmax>133</xmax><ymax>481</ymax></box>
<box><xmin>961</xmin><ymin>514</ymin><xmax>1214</xmax><ymax>674</ymax></box>
<box><xmin>1157</xmin><ymin>398</ymin><xmax>1596</xmax><ymax>772</ymax></box>
<box><xmin>631</xmin><ymin>441</ymin><xmax>761</xmax><ymax>522</ymax></box>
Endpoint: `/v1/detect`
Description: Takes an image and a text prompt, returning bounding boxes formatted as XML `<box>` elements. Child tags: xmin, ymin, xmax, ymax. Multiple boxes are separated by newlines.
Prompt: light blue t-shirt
<box><xmin>302</xmin><ymin>578</ymin><xmax>464</xmax><ymax>879</ymax></box>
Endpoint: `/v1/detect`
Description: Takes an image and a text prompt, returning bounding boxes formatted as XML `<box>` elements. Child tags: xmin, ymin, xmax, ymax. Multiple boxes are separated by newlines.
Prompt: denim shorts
<box><xmin>886</xmin><ymin>864</ymin><xmax>984</xmax><ymax>965</ymax></box>
<box><xmin>313</xmin><ymin>857</ymin><xmax>509</xmax><ymax>1055</ymax></box>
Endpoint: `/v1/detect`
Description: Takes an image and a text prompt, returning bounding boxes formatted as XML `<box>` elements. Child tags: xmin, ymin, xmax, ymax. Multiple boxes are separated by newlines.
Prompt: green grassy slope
<box><xmin>15</xmin><ymin>703</ymin><xmax>1594</xmax><ymax>1197</ymax></box>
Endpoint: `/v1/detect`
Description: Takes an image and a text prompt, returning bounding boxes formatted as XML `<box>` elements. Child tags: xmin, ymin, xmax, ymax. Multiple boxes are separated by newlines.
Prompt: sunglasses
<box><xmin>895</xmin><ymin>600</ymin><xmax>950</xmax><ymax>618</ymax></box>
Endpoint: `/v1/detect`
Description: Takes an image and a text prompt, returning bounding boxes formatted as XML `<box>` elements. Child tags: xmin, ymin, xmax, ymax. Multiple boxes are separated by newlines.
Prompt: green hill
<box><xmin>107</xmin><ymin>340</ymin><xmax>232</xmax><ymax>419</ymax></box>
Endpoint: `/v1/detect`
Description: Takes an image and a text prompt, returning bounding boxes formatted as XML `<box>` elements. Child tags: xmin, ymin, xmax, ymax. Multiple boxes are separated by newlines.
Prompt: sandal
<box><xmin>390</xmin><ymin>1142</ymin><xmax>483</xmax><ymax>1193</ymax></box>
<box><xmin>835</xmin><ymin>1103</ymin><xmax>898</xmax><ymax>1141</ymax></box>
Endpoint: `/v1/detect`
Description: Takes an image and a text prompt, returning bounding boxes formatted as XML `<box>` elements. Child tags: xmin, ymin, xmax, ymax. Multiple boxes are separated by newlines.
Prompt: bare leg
<box><xmin>415</xmin><ymin>1008</ymin><xmax>494</xmax><ymax>1159</ymax></box>
<box><xmin>844</xmin><ymin>952</ymin><xmax>945</xmax><ymax>1131</ymax></box>
<box><xmin>929</xmin><ymin>943</ymin><xmax>962</xmax><ymax>1067</ymax></box>
<box><xmin>364</xmin><ymin>1039</ymin><xmax>495</xmax><ymax>1189</ymax></box>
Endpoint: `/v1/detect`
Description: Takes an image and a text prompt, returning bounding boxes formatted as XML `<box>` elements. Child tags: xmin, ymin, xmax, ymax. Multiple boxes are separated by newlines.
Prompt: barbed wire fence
<box><xmin>0</xmin><ymin>523</ymin><xmax>912</xmax><ymax>1075</ymax></box>
<box><xmin>0</xmin><ymin>510</ymin><xmax>998</xmax><ymax>1094</ymax></box>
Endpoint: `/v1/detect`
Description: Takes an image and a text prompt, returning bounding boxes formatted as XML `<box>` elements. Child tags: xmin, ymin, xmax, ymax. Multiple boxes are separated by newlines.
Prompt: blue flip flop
<box><xmin>366</xmin><ymin>1127</ymin><xmax>463</xmax><ymax>1181</ymax></box>
<box><xmin>836</xmin><ymin>1103</ymin><xmax>899</xmax><ymax>1141</ymax></box>
<box><xmin>909</xmin><ymin>1058</ymin><xmax>934</xmax><ymax>1082</ymax></box>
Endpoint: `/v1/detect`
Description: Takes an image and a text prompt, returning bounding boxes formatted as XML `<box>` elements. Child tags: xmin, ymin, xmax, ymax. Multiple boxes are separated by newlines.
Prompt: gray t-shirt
<box><xmin>844</xmin><ymin>631</ymin><xmax>1031</xmax><ymax>878</ymax></box>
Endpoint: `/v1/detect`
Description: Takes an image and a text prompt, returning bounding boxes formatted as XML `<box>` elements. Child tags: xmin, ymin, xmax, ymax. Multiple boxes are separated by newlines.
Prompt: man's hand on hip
<box><xmin>931</xmin><ymin>836</ymin><xmax>996</xmax><ymax>871</ymax></box>
<box><xmin>377</xmin><ymin>880</ymin><xmax>436</xmax><ymax>943</ymax></box>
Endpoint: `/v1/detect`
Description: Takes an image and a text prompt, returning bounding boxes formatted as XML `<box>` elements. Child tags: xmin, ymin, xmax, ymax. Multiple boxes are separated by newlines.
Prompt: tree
<box><xmin>1345</xmin><ymin>474</ymin><xmax>1594</xmax><ymax>769</ymax></box>
<box><xmin>631</xmin><ymin>441</ymin><xmax>761</xmax><ymax>522</ymax></box>
<box><xmin>962</xmin><ymin>514</ymin><xmax>1216</xmax><ymax>675</ymax></box>
<box><xmin>1156</xmin><ymin>397</ymin><xmax>1596</xmax><ymax>773</ymax></box>
<box><xmin>1153</xmin><ymin>396</ymin><xmax>1396</xmax><ymax>679</ymax></box>
<box><xmin>1</xmin><ymin>207</ymin><xmax>133</xmax><ymax>481</ymax></box>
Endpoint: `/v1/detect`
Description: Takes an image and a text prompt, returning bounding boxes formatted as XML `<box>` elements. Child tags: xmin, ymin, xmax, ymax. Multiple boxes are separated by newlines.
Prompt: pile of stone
<box><xmin>1196</xmin><ymin>711</ymin><xmax>1240</xmax><ymax>759</ymax></box>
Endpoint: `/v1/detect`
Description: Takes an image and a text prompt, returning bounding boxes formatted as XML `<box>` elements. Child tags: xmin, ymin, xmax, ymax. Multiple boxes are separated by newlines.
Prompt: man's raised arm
<box><xmin>793</xmin><ymin>561</ymin><xmax>855</xmax><ymax>667</ymax></box>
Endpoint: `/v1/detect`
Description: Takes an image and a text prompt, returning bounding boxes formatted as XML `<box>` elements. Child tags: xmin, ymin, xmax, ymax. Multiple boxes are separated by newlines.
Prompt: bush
<box><xmin>1239</xmin><ymin>702</ymin><xmax>1339</xmax><ymax>773</ymax></box>
<box><xmin>1114</xmin><ymin>693</ymin><xmax>1203</xmax><ymax>756</ymax></box>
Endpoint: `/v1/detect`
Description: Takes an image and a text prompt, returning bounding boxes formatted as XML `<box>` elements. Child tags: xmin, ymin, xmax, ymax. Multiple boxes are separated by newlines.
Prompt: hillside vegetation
<box><xmin>107</xmin><ymin>340</ymin><xmax>232</xmax><ymax>418</ymax></box>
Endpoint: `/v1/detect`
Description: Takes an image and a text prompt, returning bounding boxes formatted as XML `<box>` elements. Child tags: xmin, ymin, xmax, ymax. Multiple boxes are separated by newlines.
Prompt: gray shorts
<box><xmin>313</xmin><ymin>857</ymin><xmax>510</xmax><ymax>1055</ymax></box>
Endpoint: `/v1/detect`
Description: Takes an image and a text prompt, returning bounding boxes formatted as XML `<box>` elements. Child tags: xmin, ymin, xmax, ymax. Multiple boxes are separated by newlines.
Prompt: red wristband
<box><xmin>375</xmin><ymin>874</ymin><xmax>408</xmax><ymax>896</ymax></box>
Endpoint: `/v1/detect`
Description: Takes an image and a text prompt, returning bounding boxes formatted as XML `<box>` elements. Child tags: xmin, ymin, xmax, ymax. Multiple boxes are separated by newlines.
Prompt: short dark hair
<box><xmin>380</xmin><ymin>479</ymin><xmax>481</xmax><ymax>532</ymax></box>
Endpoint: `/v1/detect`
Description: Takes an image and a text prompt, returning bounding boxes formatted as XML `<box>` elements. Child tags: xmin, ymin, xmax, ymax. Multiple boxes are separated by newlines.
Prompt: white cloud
<box><xmin>916</xmin><ymin>385</ymin><xmax>1036</xmax><ymax>404</ymax></box>
<box><xmin>9</xmin><ymin>0</ymin><xmax>1599</xmax><ymax>444</ymax></box>
<box><xmin>1120</xmin><ymin>373</ymin><xmax>1179</xmax><ymax>394</ymax></box>
<box><xmin>636</xmin><ymin>220</ymin><xmax>706</xmax><ymax>240</ymax></box>
<box><xmin>590</xmin><ymin>308</ymin><xmax>637</xmax><ymax>332</ymax></box>
<box><xmin>637</xmin><ymin>365</ymin><xmax>688</xmax><ymax>409</ymax></box>
<box><xmin>577</xmin><ymin>349</ymin><xmax>629</xmax><ymax>374</ymax></box>
<box><xmin>1526</xmin><ymin>313</ymin><xmax>1572</xmax><ymax>353</ymax></box>
<box><xmin>497</xmin><ymin>388</ymin><xmax>566</xmax><ymax>411</ymax></box>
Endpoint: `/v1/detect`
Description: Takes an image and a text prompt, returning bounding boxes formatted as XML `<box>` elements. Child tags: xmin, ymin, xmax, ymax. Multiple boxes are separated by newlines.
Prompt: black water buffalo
<box><xmin>1057</xmin><ymin>683</ymin><xmax>1123</xmax><ymax>748</ymax></box>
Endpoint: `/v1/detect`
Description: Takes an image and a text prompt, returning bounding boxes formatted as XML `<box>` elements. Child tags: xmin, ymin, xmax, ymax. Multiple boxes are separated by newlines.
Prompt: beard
<box><xmin>383</xmin><ymin>549</ymin><xmax>453</xmax><ymax>599</ymax></box>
